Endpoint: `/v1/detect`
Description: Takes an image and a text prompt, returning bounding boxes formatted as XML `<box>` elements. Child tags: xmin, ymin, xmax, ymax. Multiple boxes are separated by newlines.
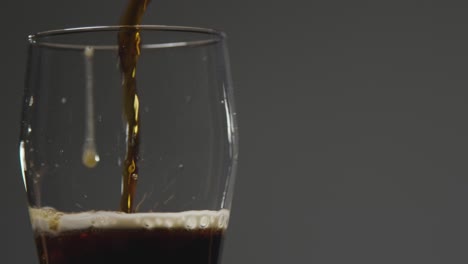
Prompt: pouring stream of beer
<box><xmin>118</xmin><ymin>0</ymin><xmax>151</xmax><ymax>213</ymax></box>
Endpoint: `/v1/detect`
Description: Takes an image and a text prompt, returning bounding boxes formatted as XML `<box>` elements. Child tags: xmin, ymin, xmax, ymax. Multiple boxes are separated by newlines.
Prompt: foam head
<box><xmin>29</xmin><ymin>207</ymin><xmax>230</xmax><ymax>235</ymax></box>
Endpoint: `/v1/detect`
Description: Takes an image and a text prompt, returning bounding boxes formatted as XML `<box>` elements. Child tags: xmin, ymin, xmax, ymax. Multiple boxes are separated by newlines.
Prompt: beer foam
<box><xmin>29</xmin><ymin>207</ymin><xmax>230</xmax><ymax>235</ymax></box>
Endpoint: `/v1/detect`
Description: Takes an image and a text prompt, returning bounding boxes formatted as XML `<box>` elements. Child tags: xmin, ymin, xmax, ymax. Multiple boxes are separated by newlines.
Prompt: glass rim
<box><xmin>28</xmin><ymin>25</ymin><xmax>226</xmax><ymax>50</ymax></box>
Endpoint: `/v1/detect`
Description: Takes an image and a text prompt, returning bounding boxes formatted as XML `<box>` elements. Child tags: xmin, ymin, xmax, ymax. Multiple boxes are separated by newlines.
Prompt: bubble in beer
<box><xmin>156</xmin><ymin>218</ymin><xmax>163</xmax><ymax>226</ymax></box>
<box><xmin>218</xmin><ymin>214</ymin><xmax>227</xmax><ymax>228</ymax></box>
<box><xmin>200</xmin><ymin>216</ymin><xmax>209</xmax><ymax>228</ymax></box>
<box><xmin>165</xmin><ymin>219</ymin><xmax>174</xmax><ymax>228</ymax></box>
<box><xmin>131</xmin><ymin>173</ymin><xmax>138</xmax><ymax>181</ymax></box>
<box><xmin>95</xmin><ymin>215</ymin><xmax>108</xmax><ymax>226</ymax></box>
<box><xmin>186</xmin><ymin>217</ymin><xmax>197</xmax><ymax>230</ymax></box>
<box><xmin>142</xmin><ymin>218</ymin><xmax>152</xmax><ymax>229</ymax></box>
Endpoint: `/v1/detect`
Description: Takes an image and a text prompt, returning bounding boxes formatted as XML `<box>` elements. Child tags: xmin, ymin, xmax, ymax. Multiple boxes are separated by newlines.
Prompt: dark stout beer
<box><xmin>31</xmin><ymin>208</ymin><xmax>228</xmax><ymax>264</ymax></box>
<box><xmin>36</xmin><ymin>228</ymin><xmax>224</xmax><ymax>264</ymax></box>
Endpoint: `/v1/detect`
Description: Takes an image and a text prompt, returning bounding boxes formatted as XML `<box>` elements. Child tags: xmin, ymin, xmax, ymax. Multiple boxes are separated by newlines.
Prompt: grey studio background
<box><xmin>2</xmin><ymin>1</ymin><xmax>468</xmax><ymax>264</ymax></box>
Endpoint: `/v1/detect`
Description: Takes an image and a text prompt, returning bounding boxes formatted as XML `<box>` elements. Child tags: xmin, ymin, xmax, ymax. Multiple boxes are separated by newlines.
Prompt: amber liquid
<box><xmin>118</xmin><ymin>0</ymin><xmax>151</xmax><ymax>213</ymax></box>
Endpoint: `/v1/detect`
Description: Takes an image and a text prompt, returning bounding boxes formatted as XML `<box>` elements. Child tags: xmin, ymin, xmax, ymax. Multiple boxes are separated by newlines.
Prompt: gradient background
<box><xmin>2</xmin><ymin>1</ymin><xmax>468</xmax><ymax>263</ymax></box>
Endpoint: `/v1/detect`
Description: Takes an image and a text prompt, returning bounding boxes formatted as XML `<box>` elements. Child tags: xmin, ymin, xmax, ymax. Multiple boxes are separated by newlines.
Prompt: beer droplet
<box><xmin>82</xmin><ymin>46</ymin><xmax>100</xmax><ymax>169</ymax></box>
<box><xmin>82</xmin><ymin>147</ymin><xmax>100</xmax><ymax>168</ymax></box>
